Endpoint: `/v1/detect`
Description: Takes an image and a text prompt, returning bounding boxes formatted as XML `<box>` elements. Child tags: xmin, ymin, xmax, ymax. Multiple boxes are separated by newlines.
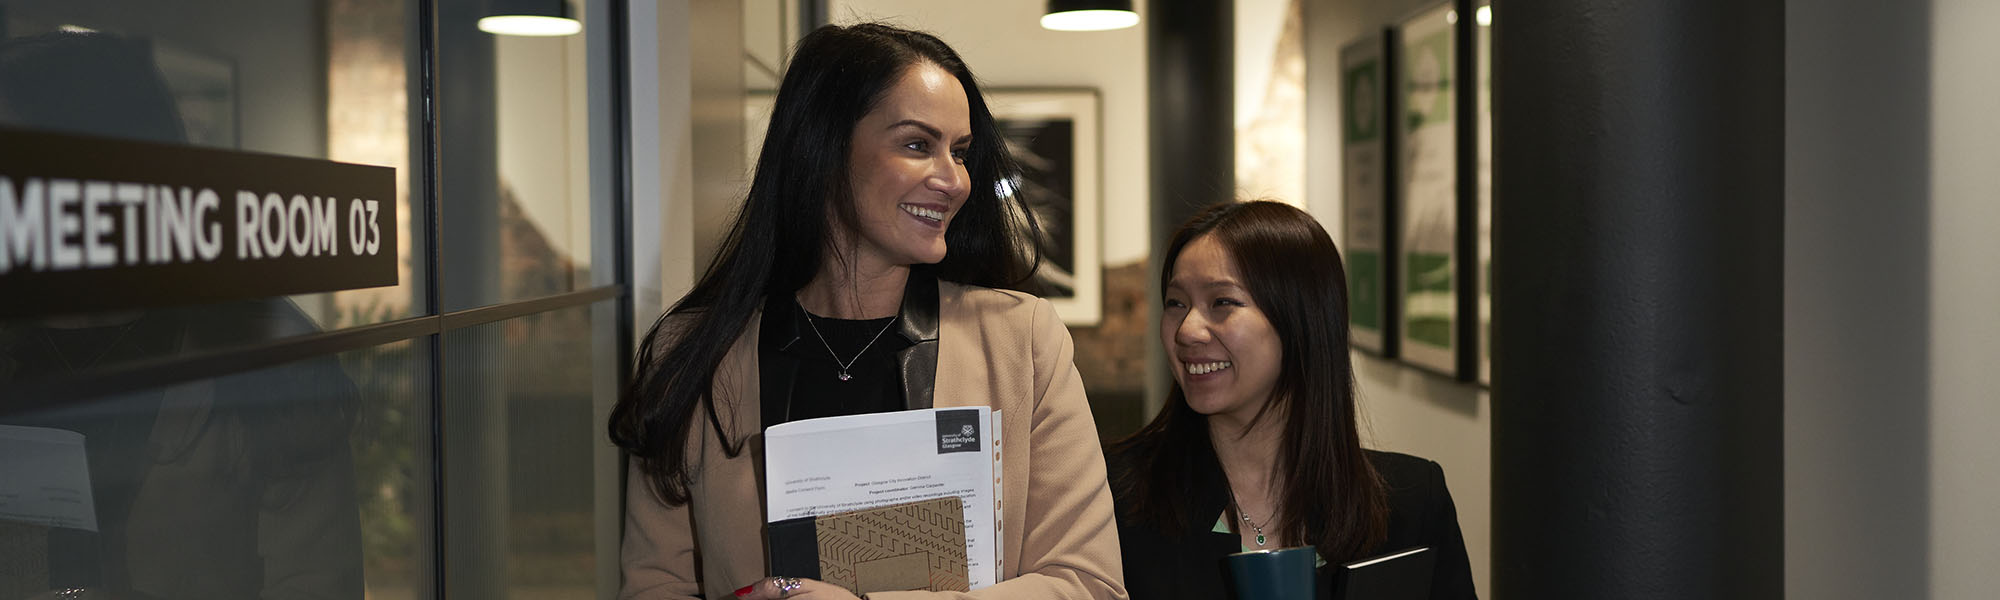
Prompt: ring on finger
<box><xmin>774</xmin><ymin>576</ymin><xmax>804</xmax><ymax>598</ymax></box>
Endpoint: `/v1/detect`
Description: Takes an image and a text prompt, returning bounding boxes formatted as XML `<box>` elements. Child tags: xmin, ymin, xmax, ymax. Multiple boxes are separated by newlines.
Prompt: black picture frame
<box><xmin>1341</xmin><ymin>33</ymin><xmax>1398</xmax><ymax>358</ymax></box>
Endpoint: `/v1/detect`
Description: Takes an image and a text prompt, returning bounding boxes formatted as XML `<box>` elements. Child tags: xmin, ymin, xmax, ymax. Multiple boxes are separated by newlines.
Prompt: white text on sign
<box><xmin>0</xmin><ymin>176</ymin><xmax>387</xmax><ymax>274</ymax></box>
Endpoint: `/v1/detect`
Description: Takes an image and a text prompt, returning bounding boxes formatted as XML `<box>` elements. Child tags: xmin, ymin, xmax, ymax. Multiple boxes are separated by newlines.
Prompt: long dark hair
<box><xmin>1111</xmin><ymin>200</ymin><xmax>1388</xmax><ymax>563</ymax></box>
<box><xmin>609</xmin><ymin>23</ymin><xmax>1046</xmax><ymax>505</ymax></box>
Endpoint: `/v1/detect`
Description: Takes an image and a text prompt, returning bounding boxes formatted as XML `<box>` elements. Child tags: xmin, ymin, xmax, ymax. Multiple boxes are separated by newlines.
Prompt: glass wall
<box><xmin>442</xmin><ymin>303</ymin><xmax>620</xmax><ymax>599</ymax></box>
<box><xmin>438</xmin><ymin>1</ymin><xmax>619</xmax><ymax>312</ymax></box>
<box><xmin>0</xmin><ymin>1</ymin><xmax>629</xmax><ymax>599</ymax></box>
<box><xmin>0</xmin><ymin>0</ymin><xmax>428</xmax><ymax>366</ymax></box>
<box><xmin>0</xmin><ymin>339</ymin><xmax>429</xmax><ymax>600</ymax></box>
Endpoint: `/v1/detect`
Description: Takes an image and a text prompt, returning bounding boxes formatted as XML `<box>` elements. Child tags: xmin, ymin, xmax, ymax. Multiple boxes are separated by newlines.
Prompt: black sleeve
<box><xmin>1419</xmin><ymin>460</ymin><xmax>1477</xmax><ymax>600</ymax></box>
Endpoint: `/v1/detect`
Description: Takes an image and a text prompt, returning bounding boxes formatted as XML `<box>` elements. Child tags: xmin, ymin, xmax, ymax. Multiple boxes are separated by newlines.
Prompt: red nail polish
<box><xmin>735</xmin><ymin>584</ymin><xmax>755</xmax><ymax>597</ymax></box>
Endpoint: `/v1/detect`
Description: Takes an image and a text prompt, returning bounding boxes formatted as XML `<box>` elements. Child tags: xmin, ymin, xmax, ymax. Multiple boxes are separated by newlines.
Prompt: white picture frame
<box><xmin>986</xmin><ymin>89</ymin><xmax>1102</xmax><ymax>326</ymax></box>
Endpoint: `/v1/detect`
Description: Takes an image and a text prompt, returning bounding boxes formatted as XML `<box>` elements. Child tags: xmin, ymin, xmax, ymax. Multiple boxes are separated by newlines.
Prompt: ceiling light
<box><xmin>478</xmin><ymin>0</ymin><xmax>582</xmax><ymax>37</ymax></box>
<box><xmin>1042</xmin><ymin>0</ymin><xmax>1139</xmax><ymax>32</ymax></box>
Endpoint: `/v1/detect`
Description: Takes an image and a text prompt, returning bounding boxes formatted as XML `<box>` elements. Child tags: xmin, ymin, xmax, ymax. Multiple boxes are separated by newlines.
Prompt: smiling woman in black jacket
<box><xmin>1107</xmin><ymin>201</ymin><xmax>1476</xmax><ymax>599</ymax></box>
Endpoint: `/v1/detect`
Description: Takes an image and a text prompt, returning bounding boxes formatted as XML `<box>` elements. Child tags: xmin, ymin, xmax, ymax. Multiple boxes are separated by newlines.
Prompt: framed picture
<box><xmin>1475</xmin><ymin>0</ymin><xmax>1492</xmax><ymax>385</ymax></box>
<box><xmin>1394</xmin><ymin>2</ymin><xmax>1460</xmax><ymax>376</ymax></box>
<box><xmin>987</xmin><ymin>89</ymin><xmax>1102</xmax><ymax>326</ymax></box>
<box><xmin>1342</xmin><ymin>34</ymin><xmax>1394</xmax><ymax>356</ymax></box>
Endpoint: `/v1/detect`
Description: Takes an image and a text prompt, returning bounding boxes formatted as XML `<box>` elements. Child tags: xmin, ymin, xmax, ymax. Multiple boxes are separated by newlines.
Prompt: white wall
<box><xmin>1236</xmin><ymin>0</ymin><xmax>1290</xmax><ymax>128</ymax></box>
<box><xmin>628</xmin><ymin>1</ymin><xmax>697</xmax><ymax>326</ymax></box>
<box><xmin>742</xmin><ymin>0</ymin><xmax>791</xmax><ymax>90</ymax></box>
<box><xmin>1302</xmin><ymin>0</ymin><xmax>1491</xmax><ymax>596</ymax></box>
<box><xmin>1784</xmin><ymin>1</ymin><xmax>1933</xmax><ymax>596</ymax></box>
<box><xmin>827</xmin><ymin>0</ymin><xmax>1150</xmax><ymax>267</ymax></box>
<box><xmin>1925</xmin><ymin>3</ymin><xmax>2000</xmax><ymax>597</ymax></box>
<box><xmin>1781</xmin><ymin>0</ymin><xmax>2000</xmax><ymax>597</ymax></box>
<box><xmin>628</xmin><ymin>0</ymin><xmax>745</xmax><ymax>321</ymax></box>
<box><xmin>497</xmin><ymin>32</ymin><xmax>593</xmax><ymax>272</ymax></box>
<box><xmin>688</xmin><ymin>0</ymin><xmax>746</xmax><ymax>272</ymax></box>
<box><xmin>1235</xmin><ymin>0</ymin><xmax>1307</xmax><ymax>206</ymax></box>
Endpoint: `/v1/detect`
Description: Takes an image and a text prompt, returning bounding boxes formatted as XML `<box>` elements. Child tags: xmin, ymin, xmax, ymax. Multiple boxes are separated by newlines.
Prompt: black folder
<box><xmin>1332</xmin><ymin>546</ymin><xmax>1434</xmax><ymax>600</ymax></box>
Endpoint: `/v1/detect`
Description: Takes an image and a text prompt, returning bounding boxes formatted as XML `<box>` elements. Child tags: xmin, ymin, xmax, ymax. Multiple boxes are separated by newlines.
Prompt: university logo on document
<box><xmin>934</xmin><ymin>409</ymin><xmax>981</xmax><ymax>454</ymax></box>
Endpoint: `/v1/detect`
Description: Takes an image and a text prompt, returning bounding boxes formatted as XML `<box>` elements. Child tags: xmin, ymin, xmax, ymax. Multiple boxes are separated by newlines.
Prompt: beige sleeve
<box><xmin>619</xmin><ymin>460</ymin><xmax>706</xmax><ymax>600</ymax></box>
<box><xmin>620</xmin><ymin>311</ymin><xmax>714</xmax><ymax>600</ymax></box>
<box><xmin>872</xmin><ymin>297</ymin><xmax>1128</xmax><ymax>600</ymax></box>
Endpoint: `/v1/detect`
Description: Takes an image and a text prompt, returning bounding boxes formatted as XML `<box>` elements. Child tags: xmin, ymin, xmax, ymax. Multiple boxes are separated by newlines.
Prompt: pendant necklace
<box><xmin>1227</xmin><ymin>487</ymin><xmax>1278</xmax><ymax>547</ymax></box>
<box><xmin>799</xmin><ymin>303</ymin><xmax>898</xmax><ymax>381</ymax></box>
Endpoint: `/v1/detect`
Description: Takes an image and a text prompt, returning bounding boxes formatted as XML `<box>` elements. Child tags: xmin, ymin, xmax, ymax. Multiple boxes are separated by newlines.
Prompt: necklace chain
<box><xmin>1227</xmin><ymin>487</ymin><xmax>1278</xmax><ymax>547</ymax></box>
<box><xmin>798</xmin><ymin>303</ymin><xmax>898</xmax><ymax>382</ymax></box>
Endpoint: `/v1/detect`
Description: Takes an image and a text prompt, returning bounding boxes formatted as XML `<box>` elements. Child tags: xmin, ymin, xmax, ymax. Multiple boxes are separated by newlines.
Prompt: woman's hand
<box><xmin>733</xmin><ymin>577</ymin><xmax>864</xmax><ymax>600</ymax></box>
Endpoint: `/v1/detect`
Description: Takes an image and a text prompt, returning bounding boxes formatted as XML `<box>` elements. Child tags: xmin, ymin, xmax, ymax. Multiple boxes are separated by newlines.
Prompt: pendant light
<box><xmin>1041</xmin><ymin>0</ymin><xmax>1139</xmax><ymax>32</ymax></box>
<box><xmin>478</xmin><ymin>0</ymin><xmax>582</xmax><ymax>37</ymax></box>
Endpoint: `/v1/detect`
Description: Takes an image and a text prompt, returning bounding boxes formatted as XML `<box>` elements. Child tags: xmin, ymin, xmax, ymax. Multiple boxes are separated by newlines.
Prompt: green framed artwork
<box><xmin>1395</xmin><ymin>2</ymin><xmax>1459</xmax><ymax>376</ymax></box>
<box><xmin>1342</xmin><ymin>34</ymin><xmax>1391</xmax><ymax>355</ymax></box>
<box><xmin>1475</xmin><ymin>0</ymin><xmax>1492</xmax><ymax>385</ymax></box>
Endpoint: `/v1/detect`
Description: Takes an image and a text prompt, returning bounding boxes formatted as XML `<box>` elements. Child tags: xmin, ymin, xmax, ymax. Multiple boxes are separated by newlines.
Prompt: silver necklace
<box><xmin>798</xmin><ymin>303</ymin><xmax>898</xmax><ymax>381</ymax></box>
<box><xmin>1227</xmin><ymin>487</ymin><xmax>1278</xmax><ymax>547</ymax></box>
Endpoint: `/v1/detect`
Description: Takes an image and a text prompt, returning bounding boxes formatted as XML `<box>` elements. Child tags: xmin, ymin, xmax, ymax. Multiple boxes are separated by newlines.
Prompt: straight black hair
<box><xmin>1110</xmin><ymin>200</ymin><xmax>1388</xmax><ymax>563</ymax></box>
<box><xmin>609</xmin><ymin>23</ymin><xmax>1046</xmax><ymax>505</ymax></box>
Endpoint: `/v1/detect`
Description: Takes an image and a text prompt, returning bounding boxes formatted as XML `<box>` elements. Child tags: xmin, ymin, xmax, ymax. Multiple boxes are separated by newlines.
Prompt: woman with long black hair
<box><xmin>609</xmin><ymin>23</ymin><xmax>1124</xmax><ymax>600</ymax></box>
<box><xmin>1108</xmin><ymin>201</ymin><xmax>1474</xmax><ymax>599</ymax></box>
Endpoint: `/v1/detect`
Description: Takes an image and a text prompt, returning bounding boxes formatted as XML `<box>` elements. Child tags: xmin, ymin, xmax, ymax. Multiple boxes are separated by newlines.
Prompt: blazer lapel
<box><xmin>894</xmin><ymin>270</ymin><xmax>941</xmax><ymax>410</ymax></box>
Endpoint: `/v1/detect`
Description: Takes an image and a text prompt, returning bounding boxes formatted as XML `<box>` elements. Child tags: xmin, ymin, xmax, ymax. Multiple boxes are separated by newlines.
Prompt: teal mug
<box><xmin>1226</xmin><ymin>547</ymin><xmax>1317</xmax><ymax>600</ymax></box>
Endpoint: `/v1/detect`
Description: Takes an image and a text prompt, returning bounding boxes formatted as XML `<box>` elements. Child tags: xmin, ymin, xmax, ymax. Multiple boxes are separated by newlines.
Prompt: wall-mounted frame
<box><xmin>1341</xmin><ymin>34</ymin><xmax>1395</xmax><ymax>356</ymax></box>
<box><xmin>1394</xmin><ymin>1</ymin><xmax>1461</xmax><ymax>377</ymax></box>
<box><xmin>987</xmin><ymin>89</ymin><xmax>1103</xmax><ymax>326</ymax></box>
<box><xmin>1473</xmin><ymin>0</ymin><xmax>1492</xmax><ymax>385</ymax></box>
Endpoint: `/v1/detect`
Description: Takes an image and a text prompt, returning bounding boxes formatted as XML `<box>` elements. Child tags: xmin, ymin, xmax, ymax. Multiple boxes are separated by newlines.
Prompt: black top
<box><xmin>765</xmin><ymin>299</ymin><xmax>912</xmax><ymax>424</ymax></box>
<box><xmin>756</xmin><ymin>270</ymin><xmax>946</xmax><ymax>428</ymax></box>
<box><xmin>1106</xmin><ymin>444</ymin><xmax>1478</xmax><ymax>600</ymax></box>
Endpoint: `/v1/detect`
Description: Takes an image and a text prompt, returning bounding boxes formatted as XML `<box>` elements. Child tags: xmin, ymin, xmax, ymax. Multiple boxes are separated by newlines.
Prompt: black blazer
<box><xmin>1107</xmin><ymin>446</ymin><xmax>1477</xmax><ymax>599</ymax></box>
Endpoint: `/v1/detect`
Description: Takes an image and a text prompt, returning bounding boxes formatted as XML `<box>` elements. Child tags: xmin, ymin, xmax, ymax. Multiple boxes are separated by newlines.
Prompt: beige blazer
<box><xmin>620</xmin><ymin>282</ymin><xmax>1126</xmax><ymax>600</ymax></box>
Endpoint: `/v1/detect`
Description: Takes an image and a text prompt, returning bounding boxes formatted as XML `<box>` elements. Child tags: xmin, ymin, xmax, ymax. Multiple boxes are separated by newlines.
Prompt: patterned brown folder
<box><xmin>814</xmin><ymin>496</ymin><xmax>970</xmax><ymax>594</ymax></box>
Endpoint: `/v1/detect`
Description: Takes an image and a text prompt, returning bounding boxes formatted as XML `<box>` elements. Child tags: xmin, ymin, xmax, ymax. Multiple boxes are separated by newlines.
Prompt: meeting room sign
<box><xmin>0</xmin><ymin>127</ymin><xmax>397</xmax><ymax>317</ymax></box>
